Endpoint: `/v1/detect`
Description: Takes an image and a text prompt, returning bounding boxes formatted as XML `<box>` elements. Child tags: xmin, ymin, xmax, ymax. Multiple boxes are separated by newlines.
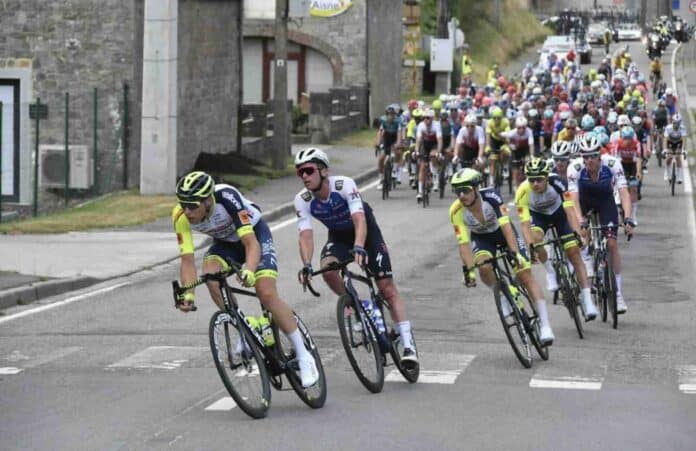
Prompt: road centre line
<box><xmin>0</xmin><ymin>282</ymin><xmax>131</xmax><ymax>326</ymax></box>
<box><xmin>529</xmin><ymin>375</ymin><xmax>603</xmax><ymax>390</ymax></box>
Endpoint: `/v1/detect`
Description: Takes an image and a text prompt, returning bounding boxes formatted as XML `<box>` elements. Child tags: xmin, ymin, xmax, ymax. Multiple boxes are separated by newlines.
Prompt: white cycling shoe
<box><xmin>583</xmin><ymin>297</ymin><xmax>598</xmax><ymax>321</ymax></box>
<box><xmin>539</xmin><ymin>325</ymin><xmax>555</xmax><ymax>345</ymax></box>
<box><xmin>298</xmin><ymin>356</ymin><xmax>320</xmax><ymax>388</ymax></box>
<box><xmin>546</xmin><ymin>273</ymin><xmax>559</xmax><ymax>292</ymax></box>
<box><xmin>616</xmin><ymin>293</ymin><xmax>628</xmax><ymax>314</ymax></box>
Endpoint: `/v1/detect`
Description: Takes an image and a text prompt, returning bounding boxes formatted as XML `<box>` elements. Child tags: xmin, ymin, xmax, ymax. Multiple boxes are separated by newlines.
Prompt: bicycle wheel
<box><xmin>592</xmin><ymin>250</ymin><xmax>608</xmax><ymax>323</ymax></box>
<box><xmin>438</xmin><ymin>166</ymin><xmax>446</xmax><ymax>199</ymax></box>
<box><xmin>494</xmin><ymin>282</ymin><xmax>533</xmax><ymax>368</ymax></box>
<box><xmin>507</xmin><ymin>162</ymin><xmax>513</xmax><ymax>195</ymax></box>
<box><xmin>517</xmin><ymin>285</ymin><xmax>550</xmax><ymax>361</ymax></box>
<box><xmin>382</xmin><ymin>158</ymin><xmax>392</xmax><ymax>200</ymax></box>
<box><xmin>336</xmin><ymin>294</ymin><xmax>385</xmax><ymax>393</ymax></box>
<box><xmin>556</xmin><ymin>261</ymin><xmax>584</xmax><ymax>339</ymax></box>
<box><xmin>604</xmin><ymin>257</ymin><xmax>618</xmax><ymax>329</ymax></box>
<box><xmin>671</xmin><ymin>162</ymin><xmax>676</xmax><ymax>196</ymax></box>
<box><xmin>494</xmin><ymin>160</ymin><xmax>503</xmax><ymax>191</ymax></box>
<box><xmin>272</xmin><ymin>313</ymin><xmax>327</xmax><ymax>409</ymax></box>
<box><xmin>209</xmin><ymin>311</ymin><xmax>271</xmax><ymax>419</ymax></box>
<box><xmin>656</xmin><ymin>141</ymin><xmax>662</xmax><ymax>167</ymax></box>
<box><xmin>380</xmin><ymin>303</ymin><xmax>419</xmax><ymax>383</ymax></box>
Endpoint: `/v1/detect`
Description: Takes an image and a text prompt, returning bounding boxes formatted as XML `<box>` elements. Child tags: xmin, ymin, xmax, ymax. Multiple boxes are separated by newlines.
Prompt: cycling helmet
<box><xmin>607</xmin><ymin>111</ymin><xmax>618</xmax><ymax>124</ymax></box>
<box><xmin>440</xmin><ymin>110</ymin><xmax>449</xmax><ymax>119</ymax></box>
<box><xmin>665</xmin><ymin>88</ymin><xmax>673</xmax><ymax>96</ymax></box>
<box><xmin>565</xmin><ymin>118</ymin><xmax>578</xmax><ymax>128</ymax></box>
<box><xmin>475</xmin><ymin>108</ymin><xmax>485</xmax><ymax>119</ymax></box>
<box><xmin>593</xmin><ymin>125</ymin><xmax>607</xmax><ymax>135</ymax></box>
<box><xmin>464</xmin><ymin>114</ymin><xmax>477</xmax><ymax>126</ymax></box>
<box><xmin>617</xmin><ymin>114</ymin><xmax>631</xmax><ymax>127</ymax></box>
<box><xmin>581</xmin><ymin>114</ymin><xmax>596</xmax><ymax>131</ymax></box>
<box><xmin>524</xmin><ymin>157</ymin><xmax>550</xmax><ymax>177</ymax></box>
<box><xmin>412</xmin><ymin>108</ymin><xmax>423</xmax><ymax>119</ymax></box>
<box><xmin>506</xmin><ymin>108</ymin><xmax>517</xmax><ymax>120</ymax></box>
<box><xmin>294</xmin><ymin>147</ymin><xmax>330</xmax><ymax>168</ymax></box>
<box><xmin>578</xmin><ymin>134</ymin><xmax>601</xmax><ymax>155</ymax></box>
<box><xmin>550</xmin><ymin>141</ymin><xmax>571</xmax><ymax>160</ymax></box>
<box><xmin>407</xmin><ymin>99</ymin><xmax>418</xmax><ymax>110</ymax></box>
<box><xmin>559</xmin><ymin>110</ymin><xmax>571</xmax><ymax>120</ymax></box>
<box><xmin>424</xmin><ymin>109</ymin><xmax>435</xmax><ymax>118</ymax></box>
<box><xmin>385</xmin><ymin>105</ymin><xmax>397</xmax><ymax>114</ymax></box>
<box><xmin>631</xmin><ymin>115</ymin><xmax>643</xmax><ymax>125</ymax></box>
<box><xmin>558</xmin><ymin>102</ymin><xmax>571</xmax><ymax>112</ymax></box>
<box><xmin>543</xmin><ymin>109</ymin><xmax>554</xmax><ymax>119</ymax></box>
<box><xmin>451</xmin><ymin>168</ymin><xmax>482</xmax><ymax>188</ymax></box>
<box><xmin>515</xmin><ymin>116</ymin><xmax>528</xmax><ymax>128</ymax></box>
<box><xmin>673</xmin><ymin>113</ymin><xmax>682</xmax><ymax>124</ymax></box>
<box><xmin>596</xmin><ymin>132</ymin><xmax>610</xmax><ymax>146</ymax></box>
<box><xmin>490</xmin><ymin>106</ymin><xmax>504</xmax><ymax>119</ymax></box>
<box><xmin>432</xmin><ymin>99</ymin><xmax>443</xmax><ymax>110</ymax></box>
<box><xmin>528</xmin><ymin>108</ymin><xmax>539</xmax><ymax>118</ymax></box>
<box><xmin>176</xmin><ymin>171</ymin><xmax>214</xmax><ymax>202</ymax></box>
<box><xmin>439</xmin><ymin>94</ymin><xmax>448</xmax><ymax>102</ymax></box>
<box><xmin>620</xmin><ymin>126</ymin><xmax>635</xmax><ymax>140</ymax></box>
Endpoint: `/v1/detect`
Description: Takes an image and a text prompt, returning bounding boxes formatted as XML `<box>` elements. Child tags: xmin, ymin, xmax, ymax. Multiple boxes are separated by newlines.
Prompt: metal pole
<box><xmin>93</xmin><ymin>88</ymin><xmax>98</xmax><ymax>195</ymax></box>
<box><xmin>122</xmin><ymin>82</ymin><xmax>129</xmax><ymax>190</ymax></box>
<box><xmin>0</xmin><ymin>101</ymin><xmax>3</xmax><ymax>223</ymax></box>
<box><xmin>64</xmin><ymin>92</ymin><xmax>70</xmax><ymax>208</ymax></box>
<box><xmin>33</xmin><ymin>98</ymin><xmax>40</xmax><ymax>216</ymax></box>
<box><xmin>272</xmin><ymin>0</ymin><xmax>289</xmax><ymax>170</ymax></box>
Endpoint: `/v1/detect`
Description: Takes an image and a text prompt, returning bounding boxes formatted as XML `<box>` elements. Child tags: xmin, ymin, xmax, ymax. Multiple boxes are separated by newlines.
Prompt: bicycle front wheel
<box><xmin>495</xmin><ymin>282</ymin><xmax>533</xmax><ymax>368</ymax></box>
<box><xmin>604</xmin><ymin>257</ymin><xmax>618</xmax><ymax>329</ymax></box>
<box><xmin>559</xmin><ymin>269</ymin><xmax>584</xmax><ymax>339</ymax></box>
<box><xmin>273</xmin><ymin>313</ymin><xmax>327</xmax><ymax>409</ymax></box>
<box><xmin>382</xmin><ymin>158</ymin><xmax>392</xmax><ymax>200</ymax></box>
<box><xmin>336</xmin><ymin>295</ymin><xmax>385</xmax><ymax>393</ymax></box>
<box><xmin>209</xmin><ymin>311</ymin><xmax>271</xmax><ymax>419</ymax></box>
<box><xmin>593</xmin><ymin>253</ymin><xmax>608</xmax><ymax>322</ymax></box>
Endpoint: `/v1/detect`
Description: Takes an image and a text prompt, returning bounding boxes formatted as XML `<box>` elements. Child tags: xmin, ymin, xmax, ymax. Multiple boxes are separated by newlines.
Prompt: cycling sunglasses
<box><xmin>454</xmin><ymin>185</ymin><xmax>475</xmax><ymax>195</ymax></box>
<box><xmin>527</xmin><ymin>176</ymin><xmax>546</xmax><ymax>183</ymax></box>
<box><xmin>582</xmin><ymin>153</ymin><xmax>600</xmax><ymax>160</ymax></box>
<box><xmin>296</xmin><ymin>166</ymin><xmax>318</xmax><ymax>177</ymax></box>
<box><xmin>179</xmin><ymin>201</ymin><xmax>201</xmax><ymax>210</ymax></box>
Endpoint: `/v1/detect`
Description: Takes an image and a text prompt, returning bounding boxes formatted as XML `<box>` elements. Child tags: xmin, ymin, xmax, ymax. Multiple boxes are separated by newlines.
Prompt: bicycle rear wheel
<box><xmin>558</xmin><ymin>266</ymin><xmax>584</xmax><ymax>339</ymax></box>
<box><xmin>604</xmin><ymin>258</ymin><xmax>618</xmax><ymax>329</ymax></box>
<box><xmin>382</xmin><ymin>158</ymin><xmax>392</xmax><ymax>200</ymax></box>
<box><xmin>272</xmin><ymin>313</ymin><xmax>327</xmax><ymax>409</ymax></box>
<box><xmin>336</xmin><ymin>294</ymin><xmax>385</xmax><ymax>393</ymax></box>
<box><xmin>495</xmin><ymin>282</ymin><xmax>533</xmax><ymax>368</ymax></box>
<box><xmin>381</xmin><ymin>304</ymin><xmax>419</xmax><ymax>383</ymax></box>
<box><xmin>593</xmin><ymin>251</ymin><xmax>608</xmax><ymax>322</ymax></box>
<box><xmin>671</xmin><ymin>162</ymin><xmax>676</xmax><ymax>196</ymax></box>
<box><xmin>209</xmin><ymin>311</ymin><xmax>271</xmax><ymax>419</ymax></box>
<box><xmin>517</xmin><ymin>286</ymin><xmax>549</xmax><ymax>361</ymax></box>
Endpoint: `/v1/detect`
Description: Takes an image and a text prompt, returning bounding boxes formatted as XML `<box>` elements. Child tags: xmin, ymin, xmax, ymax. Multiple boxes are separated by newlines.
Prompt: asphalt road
<box><xmin>1</xmin><ymin>41</ymin><xmax>695</xmax><ymax>451</ymax></box>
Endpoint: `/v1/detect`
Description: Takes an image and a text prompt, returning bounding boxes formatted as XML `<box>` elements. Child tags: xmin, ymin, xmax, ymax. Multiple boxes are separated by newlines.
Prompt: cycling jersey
<box><xmin>172</xmin><ymin>184</ymin><xmax>262</xmax><ymax>255</ymax></box>
<box><xmin>665</xmin><ymin>124</ymin><xmax>686</xmax><ymax>150</ymax></box>
<box><xmin>456</xmin><ymin>125</ymin><xmax>485</xmax><ymax>159</ymax></box>
<box><xmin>449</xmin><ymin>188</ymin><xmax>510</xmax><ymax>244</ymax></box>
<box><xmin>416</xmin><ymin>121</ymin><xmax>442</xmax><ymax>154</ymax></box>
<box><xmin>652</xmin><ymin>107</ymin><xmax>669</xmax><ymax>128</ymax></box>
<box><xmin>406</xmin><ymin>119</ymin><xmax>418</xmax><ymax>140</ymax></box>
<box><xmin>505</xmin><ymin>127</ymin><xmax>534</xmax><ymax>159</ymax></box>
<box><xmin>515</xmin><ymin>174</ymin><xmax>573</xmax><ymax>220</ymax></box>
<box><xmin>557</xmin><ymin>127</ymin><xmax>576</xmax><ymax>142</ymax></box>
<box><xmin>440</xmin><ymin>119</ymin><xmax>453</xmax><ymax>149</ymax></box>
<box><xmin>650</xmin><ymin>60</ymin><xmax>662</xmax><ymax>73</ymax></box>
<box><xmin>486</xmin><ymin>118</ymin><xmax>510</xmax><ymax>141</ymax></box>
<box><xmin>613</xmin><ymin>138</ymin><xmax>641</xmax><ymax>164</ymax></box>
<box><xmin>379</xmin><ymin>116</ymin><xmax>401</xmax><ymax>135</ymax></box>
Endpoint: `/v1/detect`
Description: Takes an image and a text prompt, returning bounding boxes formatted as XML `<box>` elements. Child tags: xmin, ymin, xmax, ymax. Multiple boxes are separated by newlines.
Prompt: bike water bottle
<box><xmin>258</xmin><ymin>316</ymin><xmax>275</xmax><ymax>347</ymax></box>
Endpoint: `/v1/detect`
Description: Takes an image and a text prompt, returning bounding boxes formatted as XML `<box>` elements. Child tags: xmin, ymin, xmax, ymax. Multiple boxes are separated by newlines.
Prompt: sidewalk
<box><xmin>0</xmin><ymin>144</ymin><xmax>378</xmax><ymax>310</ymax></box>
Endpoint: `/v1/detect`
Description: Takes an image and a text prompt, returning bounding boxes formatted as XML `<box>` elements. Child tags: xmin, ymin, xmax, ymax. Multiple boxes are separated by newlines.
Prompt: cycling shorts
<box><xmin>529</xmin><ymin>208</ymin><xmax>578</xmax><ymax>250</ymax></box>
<box><xmin>580</xmin><ymin>199</ymin><xmax>619</xmax><ymax>240</ymax></box>
<box><xmin>204</xmin><ymin>219</ymin><xmax>278</xmax><ymax>278</ymax></box>
<box><xmin>471</xmin><ymin>228</ymin><xmax>530</xmax><ymax>273</ymax></box>
<box><xmin>382</xmin><ymin>131</ymin><xmax>398</xmax><ymax>155</ymax></box>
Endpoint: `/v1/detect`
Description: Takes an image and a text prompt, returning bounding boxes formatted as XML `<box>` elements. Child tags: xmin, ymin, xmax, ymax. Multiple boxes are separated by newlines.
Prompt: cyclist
<box><xmin>515</xmin><ymin>158</ymin><xmax>598</xmax><ymax>320</ymax></box>
<box><xmin>664</xmin><ymin>114</ymin><xmax>687</xmax><ymax>184</ymax></box>
<box><xmin>294</xmin><ymin>148</ymin><xmax>419</xmax><ymax>368</ymax></box>
<box><xmin>550</xmin><ymin>141</ymin><xmax>572</xmax><ymax>183</ymax></box>
<box><xmin>662</xmin><ymin>88</ymin><xmax>679</xmax><ymax>116</ymax></box>
<box><xmin>173</xmin><ymin>171</ymin><xmax>319</xmax><ymax>387</ymax></box>
<box><xmin>505</xmin><ymin>116</ymin><xmax>534</xmax><ymax>190</ymax></box>
<box><xmin>652</xmin><ymin>99</ymin><xmax>670</xmax><ymax>156</ymax></box>
<box><xmin>485</xmin><ymin>106</ymin><xmax>511</xmax><ymax>185</ymax></box>
<box><xmin>414</xmin><ymin>109</ymin><xmax>442</xmax><ymax>201</ymax></box>
<box><xmin>437</xmin><ymin>110</ymin><xmax>455</xmax><ymax>190</ymax></box>
<box><xmin>376</xmin><ymin>105</ymin><xmax>402</xmax><ymax>190</ymax></box>
<box><xmin>612</xmin><ymin>126</ymin><xmax>642</xmax><ymax>224</ymax></box>
<box><xmin>557</xmin><ymin>118</ymin><xmax>579</xmax><ymax>143</ymax></box>
<box><xmin>449</xmin><ymin>168</ymin><xmax>555</xmax><ymax>344</ymax></box>
<box><xmin>567</xmin><ymin>135</ymin><xmax>635</xmax><ymax>314</ymax></box>
<box><xmin>454</xmin><ymin>113</ymin><xmax>485</xmax><ymax>171</ymax></box>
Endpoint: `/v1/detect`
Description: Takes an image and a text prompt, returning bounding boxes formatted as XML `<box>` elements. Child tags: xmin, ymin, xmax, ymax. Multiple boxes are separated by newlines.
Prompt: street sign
<box><xmin>29</xmin><ymin>103</ymin><xmax>48</xmax><ymax>120</ymax></box>
<box><xmin>689</xmin><ymin>0</ymin><xmax>696</xmax><ymax>13</ymax></box>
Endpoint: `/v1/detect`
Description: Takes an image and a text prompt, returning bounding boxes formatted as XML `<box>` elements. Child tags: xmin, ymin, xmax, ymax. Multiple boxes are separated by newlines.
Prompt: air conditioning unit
<box><xmin>39</xmin><ymin>145</ymin><xmax>93</xmax><ymax>189</ymax></box>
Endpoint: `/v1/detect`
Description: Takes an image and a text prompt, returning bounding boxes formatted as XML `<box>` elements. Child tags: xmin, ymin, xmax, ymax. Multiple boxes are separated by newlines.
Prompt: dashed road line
<box><xmin>105</xmin><ymin>346</ymin><xmax>207</xmax><ymax>370</ymax></box>
<box><xmin>529</xmin><ymin>375</ymin><xmax>603</xmax><ymax>390</ymax></box>
<box><xmin>386</xmin><ymin>353</ymin><xmax>476</xmax><ymax>384</ymax></box>
<box><xmin>676</xmin><ymin>365</ymin><xmax>696</xmax><ymax>394</ymax></box>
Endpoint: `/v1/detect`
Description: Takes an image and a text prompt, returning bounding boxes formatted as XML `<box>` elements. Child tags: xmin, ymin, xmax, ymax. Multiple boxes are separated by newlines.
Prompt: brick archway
<box><xmin>243</xmin><ymin>23</ymin><xmax>343</xmax><ymax>84</ymax></box>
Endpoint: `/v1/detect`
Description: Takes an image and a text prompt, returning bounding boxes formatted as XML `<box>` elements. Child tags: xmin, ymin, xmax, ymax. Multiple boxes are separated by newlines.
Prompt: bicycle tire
<box><xmin>336</xmin><ymin>294</ymin><xmax>385</xmax><ymax>393</ymax></box>
<box><xmin>382</xmin><ymin>158</ymin><xmax>392</xmax><ymax>200</ymax></box>
<box><xmin>209</xmin><ymin>311</ymin><xmax>271</xmax><ymax>419</ymax></box>
<box><xmin>605</xmin><ymin>257</ymin><xmax>618</xmax><ymax>329</ymax></box>
<box><xmin>507</xmin><ymin>161</ymin><xmax>513</xmax><ymax>195</ymax></box>
<box><xmin>517</xmin><ymin>285</ymin><xmax>549</xmax><ymax>361</ymax></box>
<box><xmin>438</xmin><ymin>166</ymin><xmax>446</xmax><ymax>199</ymax></box>
<box><xmin>494</xmin><ymin>161</ymin><xmax>503</xmax><ymax>191</ymax></box>
<box><xmin>593</xmin><ymin>250</ymin><xmax>608</xmax><ymax>323</ymax></box>
<box><xmin>494</xmin><ymin>282</ymin><xmax>533</xmax><ymax>368</ymax></box>
<box><xmin>671</xmin><ymin>162</ymin><xmax>676</xmax><ymax>196</ymax></box>
<box><xmin>379</xmin><ymin>302</ymin><xmax>419</xmax><ymax>383</ymax></box>
<box><xmin>560</xmin><ymin>270</ymin><xmax>584</xmax><ymax>339</ymax></box>
<box><xmin>272</xmin><ymin>314</ymin><xmax>327</xmax><ymax>409</ymax></box>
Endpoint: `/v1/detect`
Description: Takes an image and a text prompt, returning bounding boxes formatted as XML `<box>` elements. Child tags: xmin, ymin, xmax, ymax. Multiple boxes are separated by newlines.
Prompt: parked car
<box><xmin>617</xmin><ymin>23</ymin><xmax>642</xmax><ymax>41</ymax></box>
<box><xmin>538</xmin><ymin>35</ymin><xmax>592</xmax><ymax>67</ymax></box>
<box><xmin>587</xmin><ymin>22</ymin><xmax>607</xmax><ymax>45</ymax></box>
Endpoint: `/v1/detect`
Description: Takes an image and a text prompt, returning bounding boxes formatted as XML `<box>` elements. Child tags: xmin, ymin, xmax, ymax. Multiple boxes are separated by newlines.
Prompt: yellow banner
<box><xmin>310</xmin><ymin>0</ymin><xmax>353</xmax><ymax>17</ymax></box>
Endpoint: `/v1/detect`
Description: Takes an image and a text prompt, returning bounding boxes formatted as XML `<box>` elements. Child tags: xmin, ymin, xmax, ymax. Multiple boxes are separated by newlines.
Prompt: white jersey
<box><xmin>416</xmin><ymin>120</ymin><xmax>442</xmax><ymax>139</ymax></box>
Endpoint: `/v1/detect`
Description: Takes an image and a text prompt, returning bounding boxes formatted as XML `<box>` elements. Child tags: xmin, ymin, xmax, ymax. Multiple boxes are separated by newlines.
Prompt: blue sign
<box><xmin>673</xmin><ymin>0</ymin><xmax>680</xmax><ymax>10</ymax></box>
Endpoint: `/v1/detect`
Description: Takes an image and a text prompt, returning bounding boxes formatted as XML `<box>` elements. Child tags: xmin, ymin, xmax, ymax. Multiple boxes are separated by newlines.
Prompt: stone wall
<box><xmin>366</xmin><ymin>0</ymin><xmax>402</xmax><ymax>122</ymax></box>
<box><xmin>0</xmin><ymin>0</ymin><xmax>139</xmax><ymax>205</ymax></box>
<box><xmin>177</xmin><ymin>0</ymin><xmax>241</xmax><ymax>175</ymax></box>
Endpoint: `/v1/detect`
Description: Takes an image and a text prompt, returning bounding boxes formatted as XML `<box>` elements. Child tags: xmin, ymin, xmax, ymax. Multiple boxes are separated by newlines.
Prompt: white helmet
<box><xmin>550</xmin><ymin>141</ymin><xmax>571</xmax><ymax>160</ymax></box>
<box><xmin>424</xmin><ymin>109</ymin><xmax>435</xmax><ymax>118</ymax></box>
<box><xmin>532</xmin><ymin>86</ymin><xmax>543</xmax><ymax>95</ymax></box>
<box><xmin>598</xmin><ymin>74</ymin><xmax>606</xmax><ymax>81</ymax></box>
<box><xmin>515</xmin><ymin>116</ymin><xmax>528</xmax><ymax>128</ymax></box>
<box><xmin>665</xmin><ymin>88</ymin><xmax>674</xmax><ymax>96</ymax></box>
<box><xmin>591</xmin><ymin>80</ymin><xmax>602</xmax><ymax>89</ymax></box>
<box><xmin>294</xmin><ymin>147</ymin><xmax>330</xmax><ymax>168</ymax></box>
<box><xmin>464</xmin><ymin>114</ymin><xmax>477</xmax><ymax>126</ymax></box>
<box><xmin>439</xmin><ymin>94</ymin><xmax>448</xmax><ymax>102</ymax></box>
<box><xmin>617</xmin><ymin>114</ymin><xmax>631</xmax><ymax>127</ymax></box>
<box><xmin>578</xmin><ymin>134</ymin><xmax>601</xmax><ymax>155</ymax></box>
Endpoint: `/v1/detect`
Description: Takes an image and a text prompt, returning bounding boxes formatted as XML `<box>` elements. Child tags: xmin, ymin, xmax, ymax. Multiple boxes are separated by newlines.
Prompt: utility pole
<box><xmin>640</xmin><ymin>0</ymin><xmax>647</xmax><ymax>32</ymax></box>
<box><xmin>272</xmin><ymin>0</ymin><xmax>289</xmax><ymax>170</ymax></box>
<box><xmin>434</xmin><ymin>0</ymin><xmax>450</xmax><ymax>94</ymax></box>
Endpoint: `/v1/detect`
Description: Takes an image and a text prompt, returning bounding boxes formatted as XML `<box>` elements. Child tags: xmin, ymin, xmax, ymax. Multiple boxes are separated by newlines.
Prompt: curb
<box><xmin>0</xmin><ymin>167</ymin><xmax>379</xmax><ymax>312</ymax></box>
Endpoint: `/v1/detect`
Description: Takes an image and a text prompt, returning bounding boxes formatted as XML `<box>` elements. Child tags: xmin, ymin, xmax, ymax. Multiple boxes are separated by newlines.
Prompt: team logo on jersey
<box><xmin>349</xmin><ymin>188</ymin><xmax>360</xmax><ymax>200</ymax></box>
<box><xmin>301</xmin><ymin>190</ymin><xmax>312</xmax><ymax>202</ymax></box>
<box><xmin>335</xmin><ymin>179</ymin><xmax>344</xmax><ymax>191</ymax></box>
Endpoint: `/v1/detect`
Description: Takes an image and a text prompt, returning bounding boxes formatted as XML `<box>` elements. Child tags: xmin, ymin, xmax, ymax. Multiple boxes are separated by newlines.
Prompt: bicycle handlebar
<box><xmin>171</xmin><ymin>263</ymin><xmax>244</xmax><ymax>311</ymax></box>
<box><xmin>301</xmin><ymin>257</ymin><xmax>370</xmax><ymax>298</ymax></box>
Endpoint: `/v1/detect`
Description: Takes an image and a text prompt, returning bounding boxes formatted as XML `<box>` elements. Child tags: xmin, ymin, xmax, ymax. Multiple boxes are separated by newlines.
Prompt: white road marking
<box><xmin>106</xmin><ymin>346</ymin><xmax>207</xmax><ymax>370</ymax></box>
<box><xmin>0</xmin><ymin>367</ymin><xmax>23</xmax><ymax>375</ymax></box>
<box><xmin>386</xmin><ymin>353</ymin><xmax>476</xmax><ymax>384</ymax></box>
<box><xmin>676</xmin><ymin>365</ymin><xmax>696</xmax><ymax>394</ymax></box>
<box><xmin>529</xmin><ymin>375</ymin><xmax>603</xmax><ymax>390</ymax></box>
<box><xmin>0</xmin><ymin>282</ymin><xmax>131</xmax><ymax>326</ymax></box>
<box><xmin>204</xmin><ymin>397</ymin><xmax>238</xmax><ymax>411</ymax></box>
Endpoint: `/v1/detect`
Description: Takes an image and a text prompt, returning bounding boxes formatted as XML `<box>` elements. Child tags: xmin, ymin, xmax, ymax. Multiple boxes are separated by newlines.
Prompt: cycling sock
<box><xmin>397</xmin><ymin>321</ymin><xmax>413</xmax><ymax>349</ymax></box>
<box><xmin>615</xmin><ymin>274</ymin><xmax>622</xmax><ymax>294</ymax></box>
<box><xmin>543</xmin><ymin>259</ymin><xmax>555</xmax><ymax>276</ymax></box>
<box><xmin>677</xmin><ymin>167</ymin><xmax>683</xmax><ymax>180</ymax></box>
<box><xmin>287</xmin><ymin>329</ymin><xmax>311</xmax><ymax>360</ymax></box>
<box><xmin>534</xmin><ymin>300</ymin><xmax>550</xmax><ymax>328</ymax></box>
<box><xmin>581</xmin><ymin>288</ymin><xmax>592</xmax><ymax>305</ymax></box>
<box><xmin>631</xmin><ymin>204</ymin><xmax>638</xmax><ymax>221</ymax></box>
<box><xmin>418</xmin><ymin>181</ymin><xmax>423</xmax><ymax>193</ymax></box>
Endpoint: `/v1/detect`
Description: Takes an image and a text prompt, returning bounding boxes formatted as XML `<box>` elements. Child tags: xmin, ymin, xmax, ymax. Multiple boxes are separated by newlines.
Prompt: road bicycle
<box><xmin>532</xmin><ymin>228</ymin><xmax>585</xmax><ymax>339</ymax></box>
<box><xmin>172</xmin><ymin>265</ymin><xmax>326</xmax><ymax>419</ymax></box>
<box><xmin>472</xmin><ymin>250</ymin><xmax>549</xmax><ymax>368</ymax></box>
<box><xmin>303</xmin><ymin>258</ymin><xmax>419</xmax><ymax>393</ymax></box>
<box><xmin>382</xmin><ymin>152</ymin><xmax>395</xmax><ymax>200</ymax></box>
<box><xmin>664</xmin><ymin>149</ymin><xmax>686</xmax><ymax>197</ymax></box>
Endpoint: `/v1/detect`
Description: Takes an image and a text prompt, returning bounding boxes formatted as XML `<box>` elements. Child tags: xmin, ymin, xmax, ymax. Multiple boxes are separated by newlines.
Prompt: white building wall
<box><xmin>243</xmin><ymin>39</ymin><xmax>263</xmax><ymax>104</ymax></box>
